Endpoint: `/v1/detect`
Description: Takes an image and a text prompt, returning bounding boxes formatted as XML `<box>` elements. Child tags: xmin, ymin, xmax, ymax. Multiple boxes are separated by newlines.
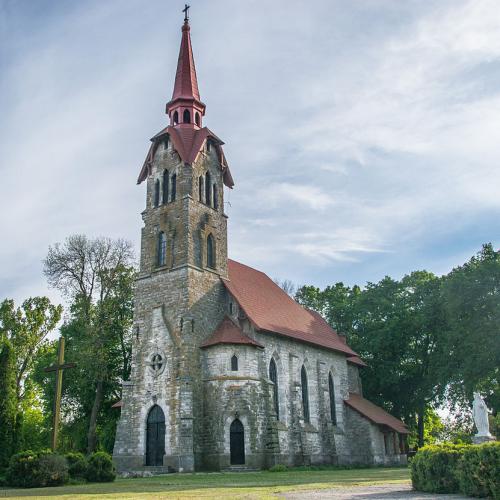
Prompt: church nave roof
<box><xmin>222</xmin><ymin>260</ymin><xmax>360</xmax><ymax>358</ymax></box>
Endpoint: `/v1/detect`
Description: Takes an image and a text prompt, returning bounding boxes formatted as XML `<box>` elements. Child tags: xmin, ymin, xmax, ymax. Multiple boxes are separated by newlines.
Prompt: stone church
<box><xmin>113</xmin><ymin>13</ymin><xmax>409</xmax><ymax>473</ymax></box>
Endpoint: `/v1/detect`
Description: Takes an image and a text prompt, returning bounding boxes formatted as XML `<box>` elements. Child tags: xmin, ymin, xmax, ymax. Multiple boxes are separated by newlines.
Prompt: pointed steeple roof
<box><xmin>166</xmin><ymin>15</ymin><xmax>205</xmax><ymax>116</ymax></box>
<box><xmin>172</xmin><ymin>20</ymin><xmax>200</xmax><ymax>101</ymax></box>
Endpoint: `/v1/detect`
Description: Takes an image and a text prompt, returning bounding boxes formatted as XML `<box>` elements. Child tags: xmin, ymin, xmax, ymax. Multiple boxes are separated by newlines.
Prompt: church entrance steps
<box><xmin>222</xmin><ymin>465</ymin><xmax>261</xmax><ymax>472</ymax></box>
<box><xmin>118</xmin><ymin>465</ymin><xmax>172</xmax><ymax>478</ymax></box>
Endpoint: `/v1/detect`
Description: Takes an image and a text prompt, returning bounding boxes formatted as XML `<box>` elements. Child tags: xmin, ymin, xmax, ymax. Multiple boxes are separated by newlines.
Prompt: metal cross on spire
<box><xmin>183</xmin><ymin>4</ymin><xmax>190</xmax><ymax>23</ymax></box>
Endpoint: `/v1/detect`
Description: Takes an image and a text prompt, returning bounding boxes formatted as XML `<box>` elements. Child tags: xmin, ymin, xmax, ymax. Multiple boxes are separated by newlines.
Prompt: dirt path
<box><xmin>281</xmin><ymin>483</ymin><xmax>469</xmax><ymax>499</ymax></box>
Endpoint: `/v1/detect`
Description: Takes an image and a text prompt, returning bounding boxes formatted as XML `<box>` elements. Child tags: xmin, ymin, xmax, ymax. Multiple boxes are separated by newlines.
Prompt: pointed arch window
<box><xmin>171</xmin><ymin>173</ymin><xmax>177</xmax><ymax>201</ymax></box>
<box><xmin>207</xmin><ymin>233</ymin><xmax>215</xmax><ymax>269</ymax></box>
<box><xmin>162</xmin><ymin>170</ymin><xmax>169</xmax><ymax>204</ymax></box>
<box><xmin>183</xmin><ymin>109</ymin><xmax>191</xmax><ymax>124</ymax></box>
<box><xmin>301</xmin><ymin>365</ymin><xmax>310</xmax><ymax>423</ymax></box>
<box><xmin>269</xmin><ymin>358</ymin><xmax>279</xmax><ymax>420</ymax></box>
<box><xmin>157</xmin><ymin>232</ymin><xmax>167</xmax><ymax>266</ymax></box>
<box><xmin>231</xmin><ymin>354</ymin><xmax>238</xmax><ymax>371</ymax></box>
<box><xmin>198</xmin><ymin>176</ymin><xmax>204</xmax><ymax>202</ymax></box>
<box><xmin>205</xmin><ymin>172</ymin><xmax>211</xmax><ymax>206</ymax></box>
<box><xmin>154</xmin><ymin>179</ymin><xmax>160</xmax><ymax>207</ymax></box>
<box><xmin>173</xmin><ymin>111</ymin><xmax>179</xmax><ymax>125</ymax></box>
<box><xmin>213</xmin><ymin>184</ymin><xmax>218</xmax><ymax>210</ymax></box>
<box><xmin>329</xmin><ymin>372</ymin><xmax>337</xmax><ymax>425</ymax></box>
<box><xmin>195</xmin><ymin>112</ymin><xmax>201</xmax><ymax>126</ymax></box>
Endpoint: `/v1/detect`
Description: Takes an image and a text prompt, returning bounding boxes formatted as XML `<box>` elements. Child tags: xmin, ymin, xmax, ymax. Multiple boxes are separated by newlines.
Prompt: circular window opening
<box><xmin>149</xmin><ymin>352</ymin><xmax>166</xmax><ymax>376</ymax></box>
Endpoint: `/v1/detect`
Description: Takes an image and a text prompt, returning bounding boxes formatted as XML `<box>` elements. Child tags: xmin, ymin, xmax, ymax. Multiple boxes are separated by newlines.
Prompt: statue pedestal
<box><xmin>472</xmin><ymin>435</ymin><xmax>496</xmax><ymax>444</ymax></box>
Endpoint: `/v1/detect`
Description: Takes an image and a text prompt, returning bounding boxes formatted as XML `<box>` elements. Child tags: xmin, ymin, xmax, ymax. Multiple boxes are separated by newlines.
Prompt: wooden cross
<box><xmin>183</xmin><ymin>4</ymin><xmax>190</xmax><ymax>22</ymax></box>
<box><xmin>44</xmin><ymin>337</ymin><xmax>76</xmax><ymax>451</ymax></box>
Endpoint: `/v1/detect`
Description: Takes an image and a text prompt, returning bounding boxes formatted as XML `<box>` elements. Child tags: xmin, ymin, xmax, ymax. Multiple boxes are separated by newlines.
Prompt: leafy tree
<box><xmin>0</xmin><ymin>339</ymin><xmax>17</xmax><ymax>468</ymax></box>
<box><xmin>296</xmin><ymin>272</ymin><xmax>447</xmax><ymax>447</ymax></box>
<box><xmin>441</xmin><ymin>244</ymin><xmax>500</xmax><ymax>413</ymax></box>
<box><xmin>0</xmin><ymin>297</ymin><xmax>62</xmax><ymax>403</ymax></box>
<box><xmin>43</xmin><ymin>235</ymin><xmax>134</xmax><ymax>453</ymax></box>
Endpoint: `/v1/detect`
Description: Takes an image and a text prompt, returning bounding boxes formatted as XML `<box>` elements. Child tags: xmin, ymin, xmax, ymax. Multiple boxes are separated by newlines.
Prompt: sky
<box><xmin>1</xmin><ymin>0</ymin><xmax>499</xmax><ymax>311</ymax></box>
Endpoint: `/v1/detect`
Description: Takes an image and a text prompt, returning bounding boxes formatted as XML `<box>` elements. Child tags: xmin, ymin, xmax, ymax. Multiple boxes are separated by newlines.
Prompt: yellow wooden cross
<box><xmin>44</xmin><ymin>337</ymin><xmax>76</xmax><ymax>451</ymax></box>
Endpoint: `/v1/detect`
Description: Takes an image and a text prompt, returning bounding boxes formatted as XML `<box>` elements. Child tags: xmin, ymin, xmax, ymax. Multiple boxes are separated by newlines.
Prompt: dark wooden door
<box><xmin>146</xmin><ymin>405</ymin><xmax>165</xmax><ymax>466</ymax></box>
<box><xmin>230</xmin><ymin>419</ymin><xmax>245</xmax><ymax>465</ymax></box>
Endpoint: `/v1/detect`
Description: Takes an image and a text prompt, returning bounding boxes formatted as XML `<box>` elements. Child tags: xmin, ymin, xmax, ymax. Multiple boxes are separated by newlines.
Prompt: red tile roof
<box><xmin>201</xmin><ymin>316</ymin><xmax>263</xmax><ymax>348</ymax></box>
<box><xmin>137</xmin><ymin>126</ymin><xmax>234</xmax><ymax>188</ymax></box>
<box><xmin>347</xmin><ymin>356</ymin><xmax>367</xmax><ymax>367</ymax></box>
<box><xmin>345</xmin><ymin>393</ymin><xmax>409</xmax><ymax>434</ymax></box>
<box><xmin>222</xmin><ymin>260</ymin><xmax>359</xmax><ymax>357</ymax></box>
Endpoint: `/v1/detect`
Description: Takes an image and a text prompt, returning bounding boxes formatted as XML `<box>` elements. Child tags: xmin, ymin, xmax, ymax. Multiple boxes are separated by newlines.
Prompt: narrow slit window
<box><xmin>301</xmin><ymin>365</ymin><xmax>310</xmax><ymax>423</ymax></box>
<box><xmin>213</xmin><ymin>184</ymin><xmax>218</xmax><ymax>210</ymax></box>
<box><xmin>162</xmin><ymin>170</ymin><xmax>169</xmax><ymax>204</ymax></box>
<box><xmin>205</xmin><ymin>172</ymin><xmax>211</xmax><ymax>206</ymax></box>
<box><xmin>154</xmin><ymin>179</ymin><xmax>160</xmax><ymax>207</ymax></box>
<box><xmin>269</xmin><ymin>358</ymin><xmax>279</xmax><ymax>420</ymax></box>
<box><xmin>198</xmin><ymin>176</ymin><xmax>203</xmax><ymax>202</ymax></box>
<box><xmin>329</xmin><ymin>372</ymin><xmax>337</xmax><ymax>425</ymax></box>
<box><xmin>207</xmin><ymin>233</ymin><xmax>215</xmax><ymax>269</ymax></box>
<box><xmin>157</xmin><ymin>232</ymin><xmax>167</xmax><ymax>266</ymax></box>
<box><xmin>171</xmin><ymin>173</ymin><xmax>177</xmax><ymax>201</ymax></box>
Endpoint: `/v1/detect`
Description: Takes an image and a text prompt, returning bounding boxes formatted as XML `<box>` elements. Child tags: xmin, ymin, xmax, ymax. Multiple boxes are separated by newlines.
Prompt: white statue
<box><xmin>473</xmin><ymin>392</ymin><xmax>492</xmax><ymax>437</ymax></box>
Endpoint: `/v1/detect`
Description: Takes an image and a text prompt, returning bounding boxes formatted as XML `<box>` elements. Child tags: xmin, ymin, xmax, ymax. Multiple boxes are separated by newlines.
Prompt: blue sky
<box><xmin>1</xmin><ymin>0</ymin><xmax>499</xmax><ymax>309</ymax></box>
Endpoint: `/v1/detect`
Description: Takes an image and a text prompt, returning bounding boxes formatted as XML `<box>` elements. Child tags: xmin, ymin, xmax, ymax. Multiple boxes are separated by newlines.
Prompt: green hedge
<box><xmin>411</xmin><ymin>444</ymin><xmax>466</xmax><ymax>493</ymax></box>
<box><xmin>65</xmin><ymin>452</ymin><xmax>88</xmax><ymax>480</ymax></box>
<box><xmin>6</xmin><ymin>450</ymin><xmax>69</xmax><ymax>488</ymax></box>
<box><xmin>411</xmin><ymin>442</ymin><xmax>500</xmax><ymax>498</ymax></box>
<box><xmin>85</xmin><ymin>452</ymin><xmax>116</xmax><ymax>483</ymax></box>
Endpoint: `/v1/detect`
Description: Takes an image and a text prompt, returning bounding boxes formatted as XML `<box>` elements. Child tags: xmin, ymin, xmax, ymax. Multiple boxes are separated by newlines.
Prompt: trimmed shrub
<box><xmin>269</xmin><ymin>464</ymin><xmax>288</xmax><ymax>472</ymax></box>
<box><xmin>457</xmin><ymin>442</ymin><xmax>500</xmax><ymax>499</ymax></box>
<box><xmin>85</xmin><ymin>451</ymin><xmax>116</xmax><ymax>483</ymax></box>
<box><xmin>6</xmin><ymin>450</ymin><xmax>40</xmax><ymax>488</ymax></box>
<box><xmin>411</xmin><ymin>444</ymin><xmax>466</xmax><ymax>493</ymax></box>
<box><xmin>6</xmin><ymin>450</ymin><xmax>69</xmax><ymax>488</ymax></box>
<box><xmin>65</xmin><ymin>452</ymin><xmax>88</xmax><ymax>479</ymax></box>
<box><xmin>37</xmin><ymin>452</ymin><xmax>69</xmax><ymax>486</ymax></box>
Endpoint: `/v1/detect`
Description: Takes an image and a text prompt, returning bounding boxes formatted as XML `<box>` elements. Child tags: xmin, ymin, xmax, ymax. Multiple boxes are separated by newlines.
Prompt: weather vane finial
<box><xmin>183</xmin><ymin>4</ymin><xmax>190</xmax><ymax>23</ymax></box>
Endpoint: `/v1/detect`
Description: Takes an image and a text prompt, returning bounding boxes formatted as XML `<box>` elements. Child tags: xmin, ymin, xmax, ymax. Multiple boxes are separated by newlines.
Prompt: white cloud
<box><xmin>259</xmin><ymin>182</ymin><xmax>335</xmax><ymax>211</ymax></box>
<box><xmin>1</xmin><ymin>0</ymin><xmax>499</xmax><ymax>302</ymax></box>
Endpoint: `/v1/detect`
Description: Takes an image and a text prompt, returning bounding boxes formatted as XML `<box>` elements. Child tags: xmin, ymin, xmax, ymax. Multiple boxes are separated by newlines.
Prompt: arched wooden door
<box><xmin>230</xmin><ymin>418</ymin><xmax>245</xmax><ymax>465</ymax></box>
<box><xmin>146</xmin><ymin>405</ymin><xmax>165</xmax><ymax>466</ymax></box>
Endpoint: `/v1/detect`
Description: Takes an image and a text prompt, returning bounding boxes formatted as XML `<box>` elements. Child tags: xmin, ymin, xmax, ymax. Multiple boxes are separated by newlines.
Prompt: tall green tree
<box><xmin>43</xmin><ymin>235</ymin><xmax>135</xmax><ymax>453</ymax></box>
<box><xmin>0</xmin><ymin>297</ymin><xmax>62</xmax><ymax>405</ymax></box>
<box><xmin>441</xmin><ymin>243</ymin><xmax>500</xmax><ymax>413</ymax></box>
<box><xmin>296</xmin><ymin>271</ymin><xmax>447</xmax><ymax>447</ymax></box>
<box><xmin>0</xmin><ymin>339</ymin><xmax>17</xmax><ymax>468</ymax></box>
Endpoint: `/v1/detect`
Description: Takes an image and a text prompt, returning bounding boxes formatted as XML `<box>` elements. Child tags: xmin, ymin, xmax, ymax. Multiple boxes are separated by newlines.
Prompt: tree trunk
<box><xmin>87</xmin><ymin>379</ymin><xmax>104</xmax><ymax>453</ymax></box>
<box><xmin>417</xmin><ymin>404</ymin><xmax>425</xmax><ymax>448</ymax></box>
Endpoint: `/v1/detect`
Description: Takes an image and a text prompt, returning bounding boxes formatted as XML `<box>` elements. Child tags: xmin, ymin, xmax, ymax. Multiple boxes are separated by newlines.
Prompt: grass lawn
<box><xmin>0</xmin><ymin>467</ymin><xmax>410</xmax><ymax>499</ymax></box>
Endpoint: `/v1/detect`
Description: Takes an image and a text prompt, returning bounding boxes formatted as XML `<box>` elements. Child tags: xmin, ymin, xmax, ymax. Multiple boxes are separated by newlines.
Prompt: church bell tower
<box><xmin>113</xmin><ymin>7</ymin><xmax>235</xmax><ymax>473</ymax></box>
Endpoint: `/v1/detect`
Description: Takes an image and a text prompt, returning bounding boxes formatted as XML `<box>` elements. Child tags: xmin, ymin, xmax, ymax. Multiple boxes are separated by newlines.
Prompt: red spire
<box><xmin>172</xmin><ymin>21</ymin><xmax>200</xmax><ymax>101</ymax></box>
<box><xmin>166</xmin><ymin>9</ymin><xmax>205</xmax><ymax>129</ymax></box>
